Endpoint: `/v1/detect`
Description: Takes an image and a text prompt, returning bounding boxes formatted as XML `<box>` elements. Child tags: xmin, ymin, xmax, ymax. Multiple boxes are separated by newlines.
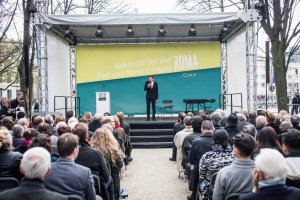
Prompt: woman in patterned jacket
<box><xmin>199</xmin><ymin>129</ymin><xmax>235</xmax><ymax>200</ymax></box>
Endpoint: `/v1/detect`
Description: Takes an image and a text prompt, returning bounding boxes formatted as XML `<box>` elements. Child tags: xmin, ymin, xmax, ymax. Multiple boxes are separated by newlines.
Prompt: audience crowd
<box><xmin>0</xmin><ymin>108</ymin><xmax>132</xmax><ymax>200</ymax></box>
<box><xmin>172</xmin><ymin>109</ymin><xmax>300</xmax><ymax>200</ymax></box>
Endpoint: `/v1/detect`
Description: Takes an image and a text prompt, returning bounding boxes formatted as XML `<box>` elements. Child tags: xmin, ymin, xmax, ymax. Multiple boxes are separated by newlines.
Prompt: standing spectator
<box><xmin>45</xmin><ymin>133</ymin><xmax>98</xmax><ymax>200</ymax></box>
<box><xmin>265</xmin><ymin>111</ymin><xmax>281</xmax><ymax>134</ymax></box>
<box><xmin>89</xmin><ymin>113</ymin><xmax>102</xmax><ymax>133</ymax></box>
<box><xmin>170</xmin><ymin>112</ymin><xmax>186</xmax><ymax>161</ymax></box>
<box><xmin>211</xmin><ymin>113</ymin><xmax>221</xmax><ymax>130</ymax></box>
<box><xmin>187</xmin><ymin>120</ymin><xmax>214</xmax><ymax>200</ymax></box>
<box><xmin>90</xmin><ymin>128</ymin><xmax>124</xmax><ymax>200</ymax></box>
<box><xmin>0</xmin><ymin>97</ymin><xmax>11</xmax><ymax>116</ymax></box>
<box><xmin>116</xmin><ymin>112</ymin><xmax>133</xmax><ymax>164</ymax></box>
<box><xmin>12</xmin><ymin>124</ymin><xmax>25</xmax><ymax>148</ymax></box>
<box><xmin>44</xmin><ymin>114</ymin><xmax>56</xmax><ymax>135</ymax></box>
<box><xmin>0</xmin><ymin>129</ymin><xmax>23</xmax><ymax>180</ymax></box>
<box><xmin>174</xmin><ymin>116</ymin><xmax>193</xmax><ymax>171</ymax></box>
<box><xmin>225</xmin><ymin>113</ymin><xmax>241</xmax><ymax>138</ymax></box>
<box><xmin>291</xmin><ymin>92</ymin><xmax>300</xmax><ymax>115</ymax></box>
<box><xmin>199</xmin><ymin>129</ymin><xmax>234</xmax><ymax>200</ymax></box>
<box><xmin>65</xmin><ymin>110</ymin><xmax>74</xmax><ymax>124</ymax></box>
<box><xmin>240</xmin><ymin>149</ymin><xmax>300</xmax><ymax>200</ymax></box>
<box><xmin>255</xmin><ymin>115</ymin><xmax>267</xmax><ymax>135</ymax></box>
<box><xmin>282</xmin><ymin>129</ymin><xmax>300</xmax><ymax>188</ymax></box>
<box><xmin>0</xmin><ymin>147</ymin><xmax>67</xmax><ymax>200</ymax></box>
<box><xmin>248</xmin><ymin>111</ymin><xmax>257</xmax><ymax>126</ymax></box>
<box><xmin>254</xmin><ymin>127</ymin><xmax>283</xmax><ymax>157</ymax></box>
<box><xmin>213</xmin><ymin>133</ymin><xmax>256</xmax><ymax>200</ymax></box>
<box><xmin>10</xmin><ymin>91</ymin><xmax>26</xmax><ymax>119</ymax></box>
<box><xmin>237</xmin><ymin>113</ymin><xmax>251</xmax><ymax>132</ymax></box>
<box><xmin>242</xmin><ymin>124</ymin><xmax>257</xmax><ymax>137</ymax></box>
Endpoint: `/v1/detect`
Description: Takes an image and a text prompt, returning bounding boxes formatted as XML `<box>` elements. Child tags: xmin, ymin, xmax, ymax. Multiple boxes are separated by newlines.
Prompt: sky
<box><xmin>127</xmin><ymin>0</ymin><xmax>182</xmax><ymax>13</ymax></box>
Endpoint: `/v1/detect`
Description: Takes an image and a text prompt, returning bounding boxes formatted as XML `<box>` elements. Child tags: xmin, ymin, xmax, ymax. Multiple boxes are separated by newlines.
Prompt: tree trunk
<box><xmin>271</xmin><ymin>41</ymin><xmax>288</xmax><ymax>112</ymax></box>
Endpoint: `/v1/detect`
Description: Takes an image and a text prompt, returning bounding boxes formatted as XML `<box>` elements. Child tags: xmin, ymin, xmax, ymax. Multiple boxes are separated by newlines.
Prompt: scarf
<box><xmin>258</xmin><ymin>177</ymin><xmax>286</xmax><ymax>189</ymax></box>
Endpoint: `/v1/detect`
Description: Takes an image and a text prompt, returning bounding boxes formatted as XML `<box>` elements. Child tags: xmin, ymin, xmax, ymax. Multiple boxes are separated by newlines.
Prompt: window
<box><xmin>7</xmin><ymin>90</ymin><xmax>12</xmax><ymax>100</ymax></box>
<box><xmin>261</xmin><ymin>83</ymin><xmax>265</xmax><ymax>87</ymax></box>
<box><xmin>287</xmin><ymin>75</ymin><xmax>292</xmax><ymax>79</ymax></box>
<box><xmin>288</xmin><ymin>83</ymin><xmax>292</xmax><ymax>88</ymax></box>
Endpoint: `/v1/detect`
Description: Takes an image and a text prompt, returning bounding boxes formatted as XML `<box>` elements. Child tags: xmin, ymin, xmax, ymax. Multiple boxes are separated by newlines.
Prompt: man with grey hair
<box><xmin>211</xmin><ymin>113</ymin><xmax>221</xmax><ymax>130</ymax></box>
<box><xmin>256</xmin><ymin>115</ymin><xmax>267</xmax><ymax>134</ymax></box>
<box><xmin>44</xmin><ymin>114</ymin><xmax>56</xmax><ymax>136</ymax></box>
<box><xmin>17</xmin><ymin>118</ymin><xmax>29</xmax><ymax>129</ymax></box>
<box><xmin>12</xmin><ymin>124</ymin><xmax>25</xmax><ymax>148</ymax></box>
<box><xmin>243</xmin><ymin>124</ymin><xmax>257</xmax><ymax>137</ymax></box>
<box><xmin>0</xmin><ymin>147</ymin><xmax>67</xmax><ymax>200</ymax></box>
<box><xmin>291</xmin><ymin>114</ymin><xmax>300</xmax><ymax>130</ymax></box>
<box><xmin>240</xmin><ymin>149</ymin><xmax>300</xmax><ymax>200</ymax></box>
<box><xmin>279</xmin><ymin>121</ymin><xmax>293</xmax><ymax>133</ymax></box>
<box><xmin>187</xmin><ymin>120</ymin><xmax>214</xmax><ymax>200</ymax></box>
<box><xmin>174</xmin><ymin>116</ymin><xmax>193</xmax><ymax>171</ymax></box>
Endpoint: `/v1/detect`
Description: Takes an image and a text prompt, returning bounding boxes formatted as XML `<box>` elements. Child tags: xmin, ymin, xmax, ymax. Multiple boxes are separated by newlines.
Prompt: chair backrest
<box><xmin>225</xmin><ymin>193</ymin><xmax>240</xmax><ymax>200</ymax></box>
<box><xmin>0</xmin><ymin>177</ymin><xmax>20</xmax><ymax>192</ymax></box>
<box><xmin>209</xmin><ymin>99</ymin><xmax>216</xmax><ymax>103</ymax></box>
<box><xmin>163</xmin><ymin>99</ymin><xmax>172</xmax><ymax>104</ymax></box>
<box><xmin>66</xmin><ymin>195</ymin><xmax>84</xmax><ymax>200</ymax></box>
<box><xmin>92</xmin><ymin>174</ymin><xmax>101</xmax><ymax>195</ymax></box>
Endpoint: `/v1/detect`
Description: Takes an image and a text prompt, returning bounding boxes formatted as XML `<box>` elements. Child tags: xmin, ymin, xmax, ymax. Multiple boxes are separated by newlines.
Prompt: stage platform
<box><xmin>127</xmin><ymin>117</ymin><xmax>176</xmax><ymax>148</ymax></box>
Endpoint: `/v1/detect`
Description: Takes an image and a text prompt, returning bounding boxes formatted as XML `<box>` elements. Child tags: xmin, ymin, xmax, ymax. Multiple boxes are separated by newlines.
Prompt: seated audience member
<box><xmin>240</xmin><ymin>110</ymin><xmax>249</xmax><ymax>120</ymax></box>
<box><xmin>15</xmin><ymin>130</ymin><xmax>33</xmax><ymax>154</ymax></box>
<box><xmin>89</xmin><ymin>113</ymin><xmax>102</xmax><ymax>133</ymax></box>
<box><xmin>237</xmin><ymin>113</ymin><xmax>250</xmax><ymax>132</ymax></box>
<box><xmin>84</xmin><ymin>112</ymin><xmax>93</xmax><ymax>122</ymax></box>
<box><xmin>281</xmin><ymin>114</ymin><xmax>291</xmax><ymax>123</ymax></box>
<box><xmin>199</xmin><ymin>129</ymin><xmax>234</xmax><ymax>200</ymax></box>
<box><xmin>2</xmin><ymin>117</ymin><xmax>14</xmax><ymax>130</ymax></box>
<box><xmin>240</xmin><ymin>149</ymin><xmax>300</xmax><ymax>200</ymax></box>
<box><xmin>55</xmin><ymin>121</ymin><xmax>69</xmax><ymax>135</ymax></box>
<box><xmin>187</xmin><ymin>120</ymin><xmax>214</xmax><ymax>200</ymax></box>
<box><xmin>0</xmin><ymin>147</ymin><xmax>67</xmax><ymax>200</ymax></box>
<box><xmin>90</xmin><ymin>128</ymin><xmax>124</xmax><ymax>200</ymax></box>
<box><xmin>291</xmin><ymin>115</ymin><xmax>300</xmax><ymax>130</ymax></box>
<box><xmin>54</xmin><ymin>115</ymin><xmax>64</xmax><ymax>126</ymax></box>
<box><xmin>16</xmin><ymin>111</ymin><xmax>26</xmax><ymax>120</ymax></box>
<box><xmin>211</xmin><ymin>113</ymin><xmax>221</xmax><ymax>130</ymax></box>
<box><xmin>0</xmin><ymin>129</ymin><xmax>23</xmax><ymax>180</ymax></box>
<box><xmin>225</xmin><ymin>113</ymin><xmax>241</xmax><ymax>138</ymax></box>
<box><xmin>282</xmin><ymin>129</ymin><xmax>300</xmax><ymax>188</ymax></box>
<box><xmin>31</xmin><ymin>134</ymin><xmax>59</xmax><ymax>162</ymax></box>
<box><xmin>0</xmin><ymin>97</ymin><xmax>11</xmax><ymax>116</ymax></box>
<box><xmin>45</xmin><ymin>133</ymin><xmax>99</xmax><ymax>200</ymax></box>
<box><xmin>275</xmin><ymin>113</ymin><xmax>281</xmax><ymax>126</ymax></box>
<box><xmin>248</xmin><ymin>111</ymin><xmax>257</xmax><ymax>126</ymax></box>
<box><xmin>44</xmin><ymin>114</ymin><xmax>56</xmax><ymax>135</ymax></box>
<box><xmin>12</xmin><ymin>124</ymin><xmax>25</xmax><ymax>148</ymax></box>
<box><xmin>182</xmin><ymin>116</ymin><xmax>203</xmax><ymax>168</ymax></box>
<box><xmin>73</xmin><ymin>123</ymin><xmax>113</xmax><ymax>199</ymax></box>
<box><xmin>174</xmin><ymin>116</ymin><xmax>193</xmax><ymax>171</ymax></box>
<box><xmin>170</xmin><ymin>112</ymin><xmax>186</xmax><ymax>161</ymax></box>
<box><xmin>67</xmin><ymin>116</ymin><xmax>78</xmax><ymax>129</ymax></box>
<box><xmin>32</xmin><ymin>115</ymin><xmax>44</xmax><ymax>129</ymax></box>
<box><xmin>279</xmin><ymin>110</ymin><xmax>288</xmax><ymax>117</ymax></box>
<box><xmin>255</xmin><ymin>115</ymin><xmax>267</xmax><ymax>134</ymax></box>
<box><xmin>102</xmin><ymin>116</ymin><xmax>125</xmax><ymax>152</ymax></box>
<box><xmin>213</xmin><ymin>133</ymin><xmax>256</xmax><ymax>200</ymax></box>
<box><xmin>17</xmin><ymin>117</ymin><xmax>29</xmax><ymax>130</ymax></box>
<box><xmin>37</xmin><ymin>123</ymin><xmax>57</xmax><ymax>148</ymax></box>
<box><xmin>243</xmin><ymin>124</ymin><xmax>257</xmax><ymax>137</ymax></box>
<box><xmin>265</xmin><ymin>111</ymin><xmax>281</xmax><ymax>134</ymax></box>
<box><xmin>116</xmin><ymin>112</ymin><xmax>133</xmax><ymax>164</ymax></box>
<box><xmin>279</xmin><ymin>121</ymin><xmax>293</xmax><ymax>133</ymax></box>
<box><xmin>254</xmin><ymin>127</ymin><xmax>283</xmax><ymax>157</ymax></box>
<box><xmin>113</xmin><ymin>115</ymin><xmax>126</xmax><ymax>153</ymax></box>
<box><xmin>57</xmin><ymin>125</ymin><xmax>71</xmax><ymax>136</ymax></box>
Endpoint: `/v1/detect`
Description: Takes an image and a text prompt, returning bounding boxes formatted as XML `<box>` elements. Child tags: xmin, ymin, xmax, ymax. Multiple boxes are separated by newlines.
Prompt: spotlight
<box><xmin>63</xmin><ymin>26</ymin><xmax>73</xmax><ymax>38</ymax></box>
<box><xmin>188</xmin><ymin>24</ymin><xmax>197</xmax><ymax>36</ymax></box>
<box><xmin>126</xmin><ymin>24</ymin><xmax>135</xmax><ymax>38</ymax></box>
<box><xmin>95</xmin><ymin>25</ymin><xmax>104</xmax><ymax>38</ymax></box>
<box><xmin>254</xmin><ymin>1</ymin><xmax>267</xmax><ymax>19</ymax></box>
<box><xmin>223</xmin><ymin>25</ymin><xmax>228</xmax><ymax>32</ymax></box>
<box><xmin>158</xmin><ymin>24</ymin><xmax>166</xmax><ymax>37</ymax></box>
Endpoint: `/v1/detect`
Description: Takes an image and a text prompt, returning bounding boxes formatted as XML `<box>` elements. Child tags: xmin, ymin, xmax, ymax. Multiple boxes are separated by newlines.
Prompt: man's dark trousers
<box><xmin>147</xmin><ymin>97</ymin><xmax>156</xmax><ymax>120</ymax></box>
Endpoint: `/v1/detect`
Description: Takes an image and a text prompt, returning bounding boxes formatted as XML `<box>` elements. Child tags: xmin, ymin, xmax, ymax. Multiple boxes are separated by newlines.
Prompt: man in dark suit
<box><xmin>45</xmin><ymin>133</ymin><xmax>100</xmax><ymax>200</ymax></box>
<box><xmin>144</xmin><ymin>75</ymin><xmax>158</xmax><ymax>121</ymax></box>
<box><xmin>0</xmin><ymin>147</ymin><xmax>67</xmax><ymax>200</ymax></box>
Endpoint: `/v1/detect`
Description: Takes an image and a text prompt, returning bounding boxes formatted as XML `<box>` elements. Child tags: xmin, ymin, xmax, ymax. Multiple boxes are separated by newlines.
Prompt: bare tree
<box><xmin>177</xmin><ymin>0</ymin><xmax>300</xmax><ymax>112</ymax></box>
<box><xmin>51</xmin><ymin>0</ymin><xmax>78</xmax><ymax>14</ymax></box>
<box><xmin>176</xmin><ymin>0</ymin><xmax>243</xmax><ymax>12</ymax></box>
<box><xmin>84</xmin><ymin>0</ymin><xmax>131</xmax><ymax>14</ymax></box>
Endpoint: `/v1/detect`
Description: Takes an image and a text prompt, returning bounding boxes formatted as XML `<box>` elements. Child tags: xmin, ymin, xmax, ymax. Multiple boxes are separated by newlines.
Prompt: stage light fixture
<box><xmin>223</xmin><ymin>25</ymin><xmax>228</xmax><ymax>32</ymax></box>
<box><xmin>158</xmin><ymin>24</ymin><xmax>166</xmax><ymax>37</ymax></box>
<box><xmin>126</xmin><ymin>24</ymin><xmax>135</xmax><ymax>38</ymax></box>
<box><xmin>188</xmin><ymin>24</ymin><xmax>197</xmax><ymax>36</ymax></box>
<box><xmin>63</xmin><ymin>26</ymin><xmax>73</xmax><ymax>38</ymax></box>
<box><xmin>254</xmin><ymin>0</ymin><xmax>267</xmax><ymax>19</ymax></box>
<box><xmin>95</xmin><ymin>25</ymin><xmax>104</xmax><ymax>38</ymax></box>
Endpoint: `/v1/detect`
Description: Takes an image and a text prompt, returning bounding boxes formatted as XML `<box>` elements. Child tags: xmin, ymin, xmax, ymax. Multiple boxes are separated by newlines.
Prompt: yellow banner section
<box><xmin>76</xmin><ymin>42</ymin><xmax>221</xmax><ymax>83</ymax></box>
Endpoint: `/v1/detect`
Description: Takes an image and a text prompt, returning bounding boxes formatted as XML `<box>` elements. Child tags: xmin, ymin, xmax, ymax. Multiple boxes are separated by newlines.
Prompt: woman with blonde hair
<box><xmin>90</xmin><ymin>128</ymin><xmax>124</xmax><ymax>200</ymax></box>
<box><xmin>84</xmin><ymin>112</ymin><xmax>92</xmax><ymax>121</ymax></box>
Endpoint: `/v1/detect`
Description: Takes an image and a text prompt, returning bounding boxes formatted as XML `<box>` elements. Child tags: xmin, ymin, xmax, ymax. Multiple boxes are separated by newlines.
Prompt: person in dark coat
<box><xmin>265</xmin><ymin>111</ymin><xmax>281</xmax><ymax>135</ymax></box>
<box><xmin>170</xmin><ymin>112</ymin><xmax>186</xmax><ymax>161</ymax></box>
<box><xmin>225</xmin><ymin>113</ymin><xmax>241</xmax><ymax>139</ymax></box>
<box><xmin>0</xmin><ymin>129</ymin><xmax>23</xmax><ymax>180</ymax></box>
<box><xmin>89</xmin><ymin>113</ymin><xmax>102</xmax><ymax>133</ymax></box>
<box><xmin>248</xmin><ymin>111</ymin><xmax>257</xmax><ymax>126</ymax></box>
<box><xmin>291</xmin><ymin>115</ymin><xmax>300</xmax><ymax>130</ymax></box>
<box><xmin>144</xmin><ymin>75</ymin><xmax>158</xmax><ymax>121</ymax></box>
<box><xmin>187</xmin><ymin>120</ymin><xmax>214</xmax><ymax>200</ymax></box>
<box><xmin>0</xmin><ymin>147</ymin><xmax>67</xmax><ymax>200</ymax></box>
<box><xmin>73</xmin><ymin>123</ymin><xmax>113</xmax><ymax>200</ymax></box>
<box><xmin>291</xmin><ymin>92</ymin><xmax>300</xmax><ymax>115</ymax></box>
<box><xmin>0</xmin><ymin>97</ymin><xmax>11</xmax><ymax>116</ymax></box>
<box><xmin>240</xmin><ymin>149</ymin><xmax>300</xmax><ymax>200</ymax></box>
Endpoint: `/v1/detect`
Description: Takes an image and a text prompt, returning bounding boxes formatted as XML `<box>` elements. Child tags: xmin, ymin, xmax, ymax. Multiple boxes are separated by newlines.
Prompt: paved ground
<box><xmin>121</xmin><ymin>148</ymin><xmax>190</xmax><ymax>200</ymax></box>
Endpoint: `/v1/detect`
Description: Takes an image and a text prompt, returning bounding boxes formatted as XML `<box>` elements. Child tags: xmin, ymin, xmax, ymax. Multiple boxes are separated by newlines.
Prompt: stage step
<box><xmin>129</xmin><ymin>120</ymin><xmax>175</xmax><ymax>148</ymax></box>
<box><xmin>132</xmin><ymin>142</ymin><xmax>173</xmax><ymax>148</ymax></box>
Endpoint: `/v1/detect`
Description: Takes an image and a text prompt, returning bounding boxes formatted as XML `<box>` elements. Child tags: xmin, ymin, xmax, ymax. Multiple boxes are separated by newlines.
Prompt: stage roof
<box><xmin>38</xmin><ymin>12</ymin><xmax>247</xmax><ymax>44</ymax></box>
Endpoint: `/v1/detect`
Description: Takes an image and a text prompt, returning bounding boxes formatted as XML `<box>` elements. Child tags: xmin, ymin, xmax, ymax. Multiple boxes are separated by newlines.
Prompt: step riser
<box><xmin>131</xmin><ymin>131</ymin><xmax>173</xmax><ymax>136</ymax></box>
<box><xmin>130</xmin><ymin>124</ymin><xmax>174</xmax><ymax>129</ymax></box>
<box><xmin>133</xmin><ymin>145</ymin><xmax>172</xmax><ymax>148</ymax></box>
<box><xmin>131</xmin><ymin>137</ymin><xmax>173</xmax><ymax>143</ymax></box>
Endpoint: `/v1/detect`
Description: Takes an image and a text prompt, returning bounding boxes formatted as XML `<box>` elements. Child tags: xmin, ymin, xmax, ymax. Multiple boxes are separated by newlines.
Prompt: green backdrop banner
<box><xmin>77</xmin><ymin>68</ymin><xmax>221</xmax><ymax>115</ymax></box>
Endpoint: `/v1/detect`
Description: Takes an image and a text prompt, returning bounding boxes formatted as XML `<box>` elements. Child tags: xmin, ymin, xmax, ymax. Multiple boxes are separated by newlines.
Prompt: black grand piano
<box><xmin>183</xmin><ymin>99</ymin><xmax>214</xmax><ymax>113</ymax></box>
